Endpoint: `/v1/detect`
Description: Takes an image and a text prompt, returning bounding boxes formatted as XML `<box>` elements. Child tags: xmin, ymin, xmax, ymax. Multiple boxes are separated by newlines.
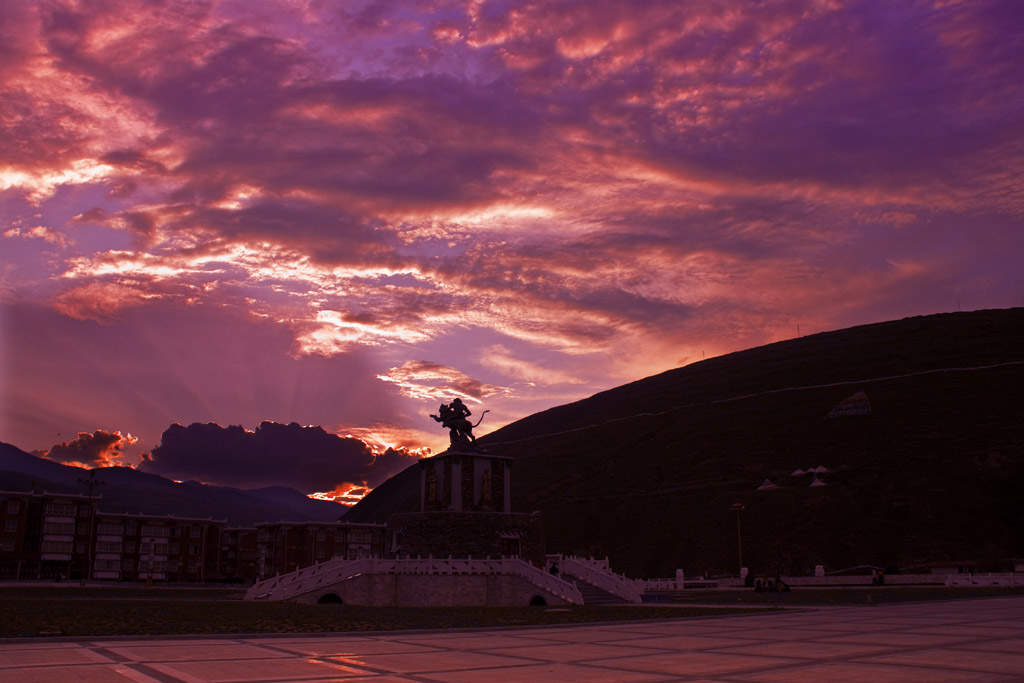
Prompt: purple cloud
<box><xmin>2</xmin><ymin>0</ymin><xmax>1022</xmax><ymax>497</ymax></box>
<box><xmin>140</xmin><ymin>420</ymin><xmax>416</xmax><ymax>494</ymax></box>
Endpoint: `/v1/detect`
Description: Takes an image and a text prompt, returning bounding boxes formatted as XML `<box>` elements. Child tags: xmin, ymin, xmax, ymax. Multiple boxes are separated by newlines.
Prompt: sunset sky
<box><xmin>2</xmin><ymin>0</ymin><xmax>1022</xmax><ymax>503</ymax></box>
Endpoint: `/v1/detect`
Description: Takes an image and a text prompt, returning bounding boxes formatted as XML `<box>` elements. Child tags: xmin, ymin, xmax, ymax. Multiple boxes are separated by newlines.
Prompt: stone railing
<box><xmin>246</xmin><ymin>556</ymin><xmax>365</xmax><ymax>602</ymax></box>
<box><xmin>245</xmin><ymin>556</ymin><xmax>584</xmax><ymax>604</ymax></box>
<box><xmin>641</xmin><ymin>577</ymin><xmax>719</xmax><ymax>591</ymax></box>
<box><xmin>945</xmin><ymin>573</ymin><xmax>1020</xmax><ymax>587</ymax></box>
<box><xmin>495</xmin><ymin>558</ymin><xmax>583</xmax><ymax>604</ymax></box>
<box><xmin>556</xmin><ymin>555</ymin><xmax>643</xmax><ymax>603</ymax></box>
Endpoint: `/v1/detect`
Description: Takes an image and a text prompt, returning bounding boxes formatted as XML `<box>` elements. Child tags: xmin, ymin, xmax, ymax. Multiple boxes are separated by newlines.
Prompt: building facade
<box><xmin>91</xmin><ymin>512</ymin><xmax>225</xmax><ymax>582</ymax></box>
<box><xmin>0</xmin><ymin>489</ymin><xmax>384</xmax><ymax>583</ymax></box>
<box><xmin>256</xmin><ymin>521</ymin><xmax>386</xmax><ymax>579</ymax></box>
<box><xmin>0</xmin><ymin>490</ymin><xmax>96</xmax><ymax>580</ymax></box>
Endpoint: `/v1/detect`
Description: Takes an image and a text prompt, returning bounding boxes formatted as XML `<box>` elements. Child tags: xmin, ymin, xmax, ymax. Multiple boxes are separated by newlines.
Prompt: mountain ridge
<box><xmin>345</xmin><ymin>308</ymin><xmax>1024</xmax><ymax>577</ymax></box>
<box><xmin>0</xmin><ymin>443</ymin><xmax>345</xmax><ymax>526</ymax></box>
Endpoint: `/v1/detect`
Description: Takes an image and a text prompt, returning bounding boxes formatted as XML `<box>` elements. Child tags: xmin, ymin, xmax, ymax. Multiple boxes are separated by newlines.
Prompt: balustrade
<box><xmin>245</xmin><ymin>555</ymin><xmax>584</xmax><ymax>603</ymax></box>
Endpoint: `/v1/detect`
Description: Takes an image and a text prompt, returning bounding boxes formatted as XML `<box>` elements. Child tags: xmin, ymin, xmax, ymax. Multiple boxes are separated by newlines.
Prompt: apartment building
<box><xmin>0</xmin><ymin>489</ymin><xmax>384</xmax><ymax>583</ymax></box>
<box><xmin>0</xmin><ymin>490</ymin><xmax>95</xmax><ymax>580</ymax></box>
<box><xmin>256</xmin><ymin>521</ymin><xmax>386</xmax><ymax>579</ymax></box>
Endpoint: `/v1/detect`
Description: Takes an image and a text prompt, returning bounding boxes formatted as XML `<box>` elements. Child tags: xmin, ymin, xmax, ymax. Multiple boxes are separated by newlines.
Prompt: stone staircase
<box><xmin>551</xmin><ymin>555</ymin><xmax>643</xmax><ymax>604</ymax></box>
<box><xmin>563</xmin><ymin>573</ymin><xmax>631</xmax><ymax>605</ymax></box>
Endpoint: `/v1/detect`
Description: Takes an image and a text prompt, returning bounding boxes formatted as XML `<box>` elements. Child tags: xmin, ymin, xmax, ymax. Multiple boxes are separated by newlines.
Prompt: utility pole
<box><xmin>78</xmin><ymin>470</ymin><xmax>106</xmax><ymax>585</ymax></box>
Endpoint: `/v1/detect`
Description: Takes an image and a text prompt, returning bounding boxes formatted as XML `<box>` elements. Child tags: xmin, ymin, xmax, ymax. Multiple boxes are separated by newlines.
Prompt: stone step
<box><xmin>563</xmin><ymin>574</ymin><xmax>630</xmax><ymax>605</ymax></box>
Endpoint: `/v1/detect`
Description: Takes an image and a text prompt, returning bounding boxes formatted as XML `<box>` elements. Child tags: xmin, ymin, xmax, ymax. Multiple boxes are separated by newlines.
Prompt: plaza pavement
<box><xmin>1</xmin><ymin>596</ymin><xmax>1023</xmax><ymax>682</ymax></box>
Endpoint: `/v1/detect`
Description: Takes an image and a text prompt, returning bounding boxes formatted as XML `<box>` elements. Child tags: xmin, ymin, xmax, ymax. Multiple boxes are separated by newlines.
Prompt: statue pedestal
<box><xmin>389</xmin><ymin>446</ymin><xmax>541</xmax><ymax>563</ymax></box>
<box><xmin>419</xmin><ymin>450</ymin><xmax>512</xmax><ymax>514</ymax></box>
<box><xmin>388</xmin><ymin>510</ymin><xmax>544</xmax><ymax>563</ymax></box>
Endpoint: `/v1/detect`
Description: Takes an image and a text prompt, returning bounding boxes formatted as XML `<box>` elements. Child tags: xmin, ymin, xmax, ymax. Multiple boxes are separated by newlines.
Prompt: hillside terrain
<box><xmin>0</xmin><ymin>444</ymin><xmax>345</xmax><ymax>526</ymax></box>
<box><xmin>345</xmin><ymin>308</ymin><xmax>1024</xmax><ymax>578</ymax></box>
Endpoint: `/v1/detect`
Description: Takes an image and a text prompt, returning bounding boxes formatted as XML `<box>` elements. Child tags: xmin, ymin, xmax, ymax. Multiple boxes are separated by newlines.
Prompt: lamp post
<box><xmin>731</xmin><ymin>502</ymin><xmax>745</xmax><ymax>576</ymax></box>
<box><xmin>146</xmin><ymin>537</ymin><xmax>156</xmax><ymax>587</ymax></box>
<box><xmin>78</xmin><ymin>470</ymin><xmax>105</xmax><ymax>585</ymax></box>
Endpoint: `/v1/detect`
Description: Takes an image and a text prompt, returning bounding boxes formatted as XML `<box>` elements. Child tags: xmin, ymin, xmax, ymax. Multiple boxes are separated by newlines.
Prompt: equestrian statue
<box><xmin>430</xmin><ymin>398</ymin><xmax>488</xmax><ymax>449</ymax></box>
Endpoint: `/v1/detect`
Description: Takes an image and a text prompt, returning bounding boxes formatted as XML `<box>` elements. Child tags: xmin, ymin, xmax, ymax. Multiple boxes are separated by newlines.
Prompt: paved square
<box><xmin>0</xmin><ymin>596</ymin><xmax>1022</xmax><ymax>681</ymax></box>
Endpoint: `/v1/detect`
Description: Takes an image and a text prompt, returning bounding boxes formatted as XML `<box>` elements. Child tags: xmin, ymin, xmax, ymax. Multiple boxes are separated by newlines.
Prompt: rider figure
<box><xmin>431</xmin><ymin>398</ymin><xmax>479</xmax><ymax>447</ymax></box>
<box><xmin>450</xmin><ymin>398</ymin><xmax>472</xmax><ymax>425</ymax></box>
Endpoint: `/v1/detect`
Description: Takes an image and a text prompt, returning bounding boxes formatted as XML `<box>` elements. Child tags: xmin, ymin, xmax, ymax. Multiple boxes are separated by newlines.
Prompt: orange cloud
<box><xmin>35</xmin><ymin>430</ymin><xmax>138</xmax><ymax>468</ymax></box>
<box><xmin>3</xmin><ymin>0</ymin><xmax>1022</xmax><ymax>475</ymax></box>
<box><xmin>309</xmin><ymin>483</ymin><xmax>370</xmax><ymax>506</ymax></box>
<box><xmin>377</xmin><ymin>360</ymin><xmax>507</xmax><ymax>403</ymax></box>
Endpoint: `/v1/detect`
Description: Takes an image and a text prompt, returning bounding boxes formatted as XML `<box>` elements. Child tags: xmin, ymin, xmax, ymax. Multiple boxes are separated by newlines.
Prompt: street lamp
<box><xmin>731</xmin><ymin>502</ymin><xmax>745</xmax><ymax>576</ymax></box>
<box><xmin>78</xmin><ymin>470</ymin><xmax>105</xmax><ymax>585</ymax></box>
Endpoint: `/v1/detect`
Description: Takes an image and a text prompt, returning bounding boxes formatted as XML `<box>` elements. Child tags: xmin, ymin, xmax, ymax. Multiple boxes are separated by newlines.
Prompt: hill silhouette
<box><xmin>345</xmin><ymin>308</ymin><xmax>1024</xmax><ymax>577</ymax></box>
<box><xmin>0</xmin><ymin>444</ymin><xmax>345</xmax><ymax>526</ymax></box>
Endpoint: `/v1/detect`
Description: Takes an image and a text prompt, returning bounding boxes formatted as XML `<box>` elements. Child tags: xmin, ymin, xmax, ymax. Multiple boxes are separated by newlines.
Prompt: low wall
<box><xmin>709</xmin><ymin>573</ymin><xmax>1013</xmax><ymax>588</ymax></box>
<box><xmin>292</xmin><ymin>572</ymin><xmax>570</xmax><ymax>607</ymax></box>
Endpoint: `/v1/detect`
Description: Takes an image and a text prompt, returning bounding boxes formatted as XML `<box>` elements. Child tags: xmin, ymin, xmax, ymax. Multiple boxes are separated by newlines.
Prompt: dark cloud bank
<box><xmin>139</xmin><ymin>421</ymin><xmax>416</xmax><ymax>494</ymax></box>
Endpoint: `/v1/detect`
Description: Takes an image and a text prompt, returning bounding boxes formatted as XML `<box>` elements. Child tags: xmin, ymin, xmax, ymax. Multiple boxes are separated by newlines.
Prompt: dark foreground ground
<box><xmin>0</xmin><ymin>586</ymin><xmax>765</xmax><ymax>638</ymax></box>
<box><xmin>651</xmin><ymin>585</ymin><xmax>1024</xmax><ymax>606</ymax></box>
<box><xmin>3</xmin><ymin>585</ymin><xmax>1022</xmax><ymax>638</ymax></box>
<box><xmin>6</xmin><ymin>596</ymin><xmax>1024</xmax><ymax>681</ymax></box>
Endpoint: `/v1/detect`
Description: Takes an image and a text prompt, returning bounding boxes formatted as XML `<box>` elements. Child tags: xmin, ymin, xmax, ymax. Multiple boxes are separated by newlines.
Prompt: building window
<box><xmin>45</xmin><ymin>503</ymin><xmax>76</xmax><ymax>516</ymax></box>
<box><xmin>190</xmin><ymin>526</ymin><xmax>201</xmax><ymax>538</ymax></box>
<box><xmin>0</xmin><ymin>539</ymin><xmax>14</xmax><ymax>552</ymax></box>
<box><xmin>316</xmin><ymin>530</ymin><xmax>326</xmax><ymax>542</ymax></box>
<box><xmin>43</xmin><ymin>522</ymin><xmax>75</xmax><ymax>535</ymax></box>
<box><xmin>97</xmin><ymin>523</ymin><xmax>123</xmax><ymax>535</ymax></box>
<box><xmin>141</xmin><ymin>525</ymin><xmax>170</xmax><ymax>537</ymax></box>
<box><xmin>126</xmin><ymin>521</ymin><xmax>138</xmax><ymax>534</ymax></box>
<box><xmin>4</xmin><ymin>520</ymin><xmax>17</xmax><ymax>533</ymax></box>
<box><xmin>187</xmin><ymin>560</ymin><xmax>198</xmax><ymax>572</ymax></box>
<box><xmin>96</xmin><ymin>541</ymin><xmax>122</xmax><ymax>553</ymax></box>
<box><xmin>78</xmin><ymin>504</ymin><xmax>91</xmax><ymax>516</ymax></box>
<box><xmin>125</xmin><ymin>541</ymin><xmax>137</xmax><ymax>553</ymax></box>
<box><xmin>6</xmin><ymin>500</ymin><xmax>20</xmax><ymax>514</ymax></box>
<box><xmin>42</xmin><ymin>540</ymin><xmax>73</xmax><ymax>553</ymax></box>
<box><xmin>140</xmin><ymin>541</ymin><xmax>167</xmax><ymax>555</ymax></box>
<box><xmin>76</xmin><ymin>541</ymin><xmax>87</xmax><ymax>553</ymax></box>
<box><xmin>94</xmin><ymin>559</ymin><xmax>119</xmax><ymax>571</ymax></box>
<box><xmin>188</xmin><ymin>544</ymin><xmax>200</xmax><ymax>556</ymax></box>
<box><xmin>169</xmin><ymin>543</ymin><xmax>181</xmax><ymax>555</ymax></box>
<box><xmin>315</xmin><ymin>547</ymin><xmax>327</xmax><ymax>559</ymax></box>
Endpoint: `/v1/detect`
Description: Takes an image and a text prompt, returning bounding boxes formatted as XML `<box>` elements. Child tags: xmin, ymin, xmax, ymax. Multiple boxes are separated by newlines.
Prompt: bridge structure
<box><xmin>245</xmin><ymin>555</ymin><xmax>586</xmax><ymax>606</ymax></box>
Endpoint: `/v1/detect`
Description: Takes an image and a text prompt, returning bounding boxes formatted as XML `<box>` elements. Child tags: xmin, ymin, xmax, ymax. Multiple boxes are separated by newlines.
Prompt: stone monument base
<box><xmin>388</xmin><ymin>511</ymin><xmax>545</xmax><ymax>564</ymax></box>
